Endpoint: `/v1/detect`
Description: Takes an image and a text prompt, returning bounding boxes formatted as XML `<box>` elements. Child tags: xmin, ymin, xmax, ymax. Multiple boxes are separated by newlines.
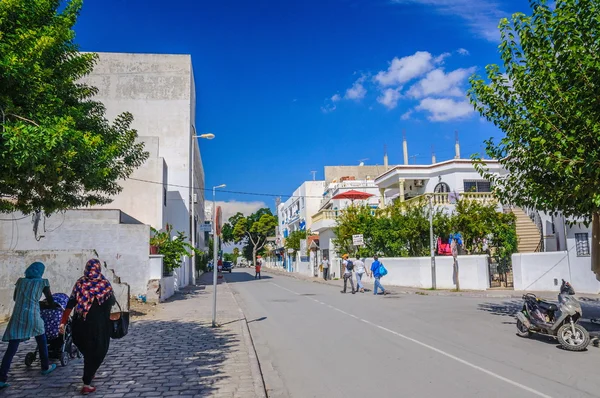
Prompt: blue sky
<box><xmin>74</xmin><ymin>0</ymin><xmax>528</xmax><ymax>216</ymax></box>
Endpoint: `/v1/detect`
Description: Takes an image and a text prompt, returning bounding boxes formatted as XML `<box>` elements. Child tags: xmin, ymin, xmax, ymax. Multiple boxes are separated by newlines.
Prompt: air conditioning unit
<box><xmin>414</xmin><ymin>180</ymin><xmax>424</xmax><ymax>187</ymax></box>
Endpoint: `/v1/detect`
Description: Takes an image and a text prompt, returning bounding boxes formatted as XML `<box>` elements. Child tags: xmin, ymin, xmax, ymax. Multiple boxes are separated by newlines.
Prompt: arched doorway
<box><xmin>434</xmin><ymin>182</ymin><xmax>451</xmax><ymax>193</ymax></box>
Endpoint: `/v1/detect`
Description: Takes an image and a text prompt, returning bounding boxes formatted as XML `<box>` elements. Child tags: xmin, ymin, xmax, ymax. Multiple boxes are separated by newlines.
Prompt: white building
<box><xmin>0</xmin><ymin>52</ymin><xmax>205</xmax><ymax>310</ymax></box>
<box><xmin>278</xmin><ymin>181</ymin><xmax>326</xmax><ymax>239</ymax></box>
<box><xmin>82</xmin><ymin>52</ymin><xmax>205</xmax><ymax>288</ymax></box>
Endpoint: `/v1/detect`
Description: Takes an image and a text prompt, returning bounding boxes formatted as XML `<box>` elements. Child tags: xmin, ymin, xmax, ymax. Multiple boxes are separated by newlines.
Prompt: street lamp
<box><xmin>191</xmin><ymin>128</ymin><xmax>215</xmax><ymax>286</ymax></box>
<box><xmin>212</xmin><ymin>183</ymin><xmax>226</xmax><ymax>328</ymax></box>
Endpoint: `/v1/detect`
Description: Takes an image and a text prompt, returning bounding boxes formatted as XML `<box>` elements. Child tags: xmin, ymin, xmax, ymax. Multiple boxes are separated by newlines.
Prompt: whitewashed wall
<box><xmin>362</xmin><ymin>255</ymin><xmax>489</xmax><ymax>290</ymax></box>
<box><xmin>0</xmin><ymin>250</ymin><xmax>130</xmax><ymax>320</ymax></box>
<box><xmin>513</xmin><ymin>250</ymin><xmax>600</xmax><ymax>294</ymax></box>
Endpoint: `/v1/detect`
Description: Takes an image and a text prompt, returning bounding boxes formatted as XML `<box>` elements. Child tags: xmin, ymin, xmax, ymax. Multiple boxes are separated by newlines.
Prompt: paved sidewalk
<box><xmin>0</xmin><ymin>272</ymin><xmax>266</xmax><ymax>398</ymax></box>
<box><xmin>264</xmin><ymin>266</ymin><xmax>600</xmax><ymax>300</ymax></box>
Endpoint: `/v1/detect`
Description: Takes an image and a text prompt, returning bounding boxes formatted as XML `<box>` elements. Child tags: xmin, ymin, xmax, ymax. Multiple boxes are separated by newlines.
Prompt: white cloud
<box><xmin>344</xmin><ymin>77</ymin><xmax>367</xmax><ymax>100</ymax></box>
<box><xmin>415</xmin><ymin>98</ymin><xmax>473</xmax><ymax>121</ymax></box>
<box><xmin>215</xmin><ymin>200</ymin><xmax>268</xmax><ymax>224</ymax></box>
<box><xmin>434</xmin><ymin>52</ymin><xmax>451</xmax><ymax>64</ymax></box>
<box><xmin>457</xmin><ymin>48</ymin><xmax>470</xmax><ymax>56</ymax></box>
<box><xmin>391</xmin><ymin>0</ymin><xmax>506</xmax><ymax>42</ymax></box>
<box><xmin>407</xmin><ymin>66</ymin><xmax>476</xmax><ymax>98</ymax></box>
<box><xmin>374</xmin><ymin>51</ymin><xmax>435</xmax><ymax>87</ymax></box>
<box><xmin>401</xmin><ymin>110</ymin><xmax>413</xmax><ymax>120</ymax></box>
<box><xmin>321</xmin><ymin>104</ymin><xmax>336</xmax><ymax>113</ymax></box>
<box><xmin>331</xmin><ymin>94</ymin><xmax>342</xmax><ymax>102</ymax></box>
<box><xmin>377</xmin><ymin>88</ymin><xmax>402</xmax><ymax>109</ymax></box>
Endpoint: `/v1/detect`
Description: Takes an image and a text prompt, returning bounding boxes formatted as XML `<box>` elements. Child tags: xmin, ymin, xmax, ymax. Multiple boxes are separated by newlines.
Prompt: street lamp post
<box><xmin>212</xmin><ymin>184</ymin><xmax>226</xmax><ymax>327</ymax></box>
<box><xmin>427</xmin><ymin>194</ymin><xmax>437</xmax><ymax>289</ymax></box>
<box><xmin>190</xmin><ymin>130</ymin><xmax>214</xmax><ymax>286</ymax></box>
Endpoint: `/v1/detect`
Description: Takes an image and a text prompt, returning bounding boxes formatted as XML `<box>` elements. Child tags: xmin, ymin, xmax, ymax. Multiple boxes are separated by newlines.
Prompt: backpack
<box><xmin>346</xmin><ymin>260</ymin><xmax>354</xmax><ymax>271</ymax></box>
<box><xmin>378</xmin><ymin>263</ymin><xmax>388</xmax><ymax>277</ymax></box>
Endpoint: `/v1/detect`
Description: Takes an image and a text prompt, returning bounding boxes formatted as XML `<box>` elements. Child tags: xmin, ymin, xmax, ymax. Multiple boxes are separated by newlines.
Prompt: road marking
<box><xmin>269</xmin><ymin>282</ymin><xmax>553</xmax><ymax>398</ymax></box>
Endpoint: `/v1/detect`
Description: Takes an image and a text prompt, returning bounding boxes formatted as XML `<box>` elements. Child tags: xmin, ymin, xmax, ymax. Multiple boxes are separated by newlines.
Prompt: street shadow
<box><xmin>224</xmin><ymin>271</ymin><xmax>273</xmax><ymax>283</ymax></box>
<box><xmin>248</xmin><ymin>317</ymin><xmax>267</xmax><ymax>323</ymax></box>
<box><xmin>477</xmin><ymin>300</ymin><xmax>522</xmax><ymax>317</ymax></box>
<box><xmin>0</xmin><ymin>319</ymin><xmax>238</xmax><ymax>397</ymax></box>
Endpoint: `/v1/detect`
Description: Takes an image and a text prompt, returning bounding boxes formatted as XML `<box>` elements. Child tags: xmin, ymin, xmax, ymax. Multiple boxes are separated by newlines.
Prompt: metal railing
<box><xmin>523</xmin><ymin>207</ymin><xmax>545</xmax><ymax>252</ymax></box>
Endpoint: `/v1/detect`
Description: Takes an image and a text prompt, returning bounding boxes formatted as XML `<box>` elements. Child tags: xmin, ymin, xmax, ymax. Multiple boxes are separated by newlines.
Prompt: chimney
<box><xmin>383</xmin><ymin>144</ymin><xmax>389</xmax><ymax>169</ymax></box>
<box><xmin>402</xmin><ymin>130</ymin><xmax>408</xmax><ymax>165</ymax></box>
<box><xmin>454</xmin><ymin>131</ymin><xmax>460</xmax><ymax>159</ymax></box>
<box><xmin>431</xmin><ymin>145</ymin><xmax>436</xmax><ymax>164</ymax></box>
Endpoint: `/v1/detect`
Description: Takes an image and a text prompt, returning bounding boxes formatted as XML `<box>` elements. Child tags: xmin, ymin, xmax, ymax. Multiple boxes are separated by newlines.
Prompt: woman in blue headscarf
<box><xmin>0</xmin><ymin>262</ymin><xmax>58</xmax><ymax>389</ymax></box>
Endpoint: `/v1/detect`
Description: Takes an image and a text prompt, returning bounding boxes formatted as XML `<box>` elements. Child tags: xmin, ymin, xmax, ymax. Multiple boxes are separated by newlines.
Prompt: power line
<box><xmin>0</xmin><ymin>215</ymin><xmax>28</xmax><ymax>221</ymax></box>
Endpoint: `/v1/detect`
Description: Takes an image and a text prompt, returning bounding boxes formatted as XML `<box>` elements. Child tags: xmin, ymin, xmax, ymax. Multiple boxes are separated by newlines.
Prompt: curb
<box><xmin>226</xmin><ymin>280</ymin><xmax>269</xmax><ymax>398</ymax></box>
<box><xmin>262</xmin><ymin>267</ymin><xmax>590</xmax><ymax>300</ymax></box>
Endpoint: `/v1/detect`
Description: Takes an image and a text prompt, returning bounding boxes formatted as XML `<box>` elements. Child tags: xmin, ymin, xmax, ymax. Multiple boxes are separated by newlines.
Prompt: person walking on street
<box><xmin>371</xmin><ymin>255</ymin><xmax>387</xmax><ymax>295</ymax></box>
<box><xmin>321</xmin><ymin>256</ymin><xmax>330</xmax><ymax>281</ymax></box>
<box><xmin>0</xmin><ymin>262</ymin><xmax>58</xmax><ymax>389</ymax></box>
<box><xmin>354</xmin><ymin>257</ymin><xmax>367</xmax><ymax>293</ymax></box>
<box><xmin>255</xmin><ymin>256</ymin><xmax>262</xmax><ymax>279</ymax></box>
<box><xmin>59</xmin><ymin>259</ymin><xmax>116</xmax><ymax>395</ymax></box>
<box><xmin>340</xmin><ymin>254</ymin><xmax>356</xmax><ymax>294</ymax></box>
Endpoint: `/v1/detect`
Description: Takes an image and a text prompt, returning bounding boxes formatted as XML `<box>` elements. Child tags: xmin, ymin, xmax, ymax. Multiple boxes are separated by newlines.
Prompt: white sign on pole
<box><xmin>352</xmin><ymin>234</ymin><xmax>364</xmax><ymax>246</ymax></box>
<box><xmin>199</xmin><ymin>223</ymin><xmax>213</xmax><ymax>232</ymax></box>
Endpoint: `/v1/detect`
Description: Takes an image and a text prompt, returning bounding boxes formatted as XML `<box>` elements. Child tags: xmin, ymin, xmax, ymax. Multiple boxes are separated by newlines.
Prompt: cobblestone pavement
<box><xmin>0</xmin><ymin>272</ymin><xmax>266</xmax><ymax>398</ymax></box>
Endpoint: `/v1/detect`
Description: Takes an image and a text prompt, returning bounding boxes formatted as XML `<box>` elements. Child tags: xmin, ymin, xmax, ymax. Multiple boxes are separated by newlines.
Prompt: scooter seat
<box><xmin>538</xmin><ymin>300</ymin><xmax>558</xmax><ymax>312</ymax></box>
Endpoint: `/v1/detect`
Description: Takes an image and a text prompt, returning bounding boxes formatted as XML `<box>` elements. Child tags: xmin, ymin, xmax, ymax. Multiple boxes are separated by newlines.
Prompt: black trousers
<box><xmin>255</xmin><ymin>271</ymin><xmax>261</xmax><ymax>279</ymax></box>
<box><xmin>323</xmin><ymin>268</ymin><xmax>329</xmax><ymax>280</ymax></box>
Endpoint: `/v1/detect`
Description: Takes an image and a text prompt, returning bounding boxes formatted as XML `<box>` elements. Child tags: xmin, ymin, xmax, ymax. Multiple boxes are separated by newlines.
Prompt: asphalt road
<box><xmin>226</xmin><ymin>268</ymin><xmax>600</xmax><ymax>398</ymax></box>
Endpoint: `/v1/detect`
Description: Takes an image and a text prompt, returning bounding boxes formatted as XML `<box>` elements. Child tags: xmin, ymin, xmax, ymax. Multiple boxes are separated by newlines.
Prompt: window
<box><xmin>163</xmin><ymin>187</ymin><xmax>167</xmax><ymax>207</ymax></box>
<box><xmin>434</xmin><ymin>182</ymin><xmax>451</xmax><ymax>193</ymax></box>
<box><xmin>575</xmin><ymin>233</ymin><xmax>590</xmax><ymax>256</ymax></box>
<box><xmin>463</xmin><ymin>180</ymin><xmax>491</xmax><ymax>193</ymax></box>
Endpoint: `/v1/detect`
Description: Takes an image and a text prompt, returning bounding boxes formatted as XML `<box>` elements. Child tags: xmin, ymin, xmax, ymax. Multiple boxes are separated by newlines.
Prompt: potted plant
<box><xmin>150</xmin><ymin>224</ymin><xmax>203</xmax><ymax>276</ymax></box>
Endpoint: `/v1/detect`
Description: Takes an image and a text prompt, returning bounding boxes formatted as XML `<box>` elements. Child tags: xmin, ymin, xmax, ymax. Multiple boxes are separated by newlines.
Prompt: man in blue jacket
<box><xmin>370</xmin><ymin>256</ymin><xmax>387</xmax><ymax>295</ymax></box>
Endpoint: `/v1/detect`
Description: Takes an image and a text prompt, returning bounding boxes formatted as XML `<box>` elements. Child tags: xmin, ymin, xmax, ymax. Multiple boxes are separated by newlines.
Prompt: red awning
<box><xmin>332</xmin><ymin>190</ymin><xmax>374</xmax><ymax>201</ymax></box>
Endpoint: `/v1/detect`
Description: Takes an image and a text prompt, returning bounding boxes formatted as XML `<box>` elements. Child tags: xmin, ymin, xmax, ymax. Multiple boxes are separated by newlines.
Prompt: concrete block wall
<box><xmin>0</xmin><ymin>210</ymin><xmax>151</xmax><ymax>297</ymax></box>
<box><xmin>513</xmin><ymin>251</ymin><xmax>600</xmax><ymax>294</ymax></box>
<box><xmin>362</xmin><ymin>255</ymin><xmax>489</xmax><ymax>290</ymax></box>
<box><xmin>0</xmin><ymin>250</ymin><xmax>130</xmax><ymax>320</ymax></box>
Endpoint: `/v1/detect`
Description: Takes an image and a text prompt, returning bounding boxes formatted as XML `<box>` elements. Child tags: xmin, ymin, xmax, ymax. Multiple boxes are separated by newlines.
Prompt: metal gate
<box><xmin>488</xmin><ymin>257</ymin><xmax>514</xmax><ymax>288</ymax></box>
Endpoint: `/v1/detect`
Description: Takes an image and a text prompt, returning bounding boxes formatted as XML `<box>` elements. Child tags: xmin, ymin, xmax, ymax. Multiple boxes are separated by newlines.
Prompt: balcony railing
<box><xmin>312</xmin><ymin>193</ymin><xmax>498</xmax><ymax>223</ymax></box>
<box><xmin>403</xmin><ymin>192</ymin><xmax>497</xmax><ymax>207</ymax></box>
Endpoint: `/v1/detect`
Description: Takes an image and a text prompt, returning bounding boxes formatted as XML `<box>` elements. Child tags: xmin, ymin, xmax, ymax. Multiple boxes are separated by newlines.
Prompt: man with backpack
<box><xmin>371</xmin><ymin>255</ymin><xmax>388</xmax><ymax>295</ymax></box>
<box><xmin>340</xmin><ymin>254</ymin><xmax>356</xmax><ymax>294</ymax></box>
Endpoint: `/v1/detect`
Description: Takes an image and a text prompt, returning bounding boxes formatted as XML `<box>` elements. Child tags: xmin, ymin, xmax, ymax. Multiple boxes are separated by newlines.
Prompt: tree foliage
<box><xmin>150</xmin><ymin>224</ymin><xmax>202</xmax><ymax>275</ymax></box>
<box><xmin>468</xmin><ymin>0</ymin><xmax>600</xmax><ymax>221</ymax></box>
<box><xmin>0</xmin><ymin>0</ymin><xmax>148</xmax><ymax>214</ymax></box>
<box><xmin>333</xmin><ymin>201</ymin><xmax>517</xmax><ymax>266</ymax></box>
<box><xmin>284</xmin><ymin>230</ymin><xmax>311</xmax><ymax>252</ymax></box>
<box><xmin>221</xmin><ymin>208</ymin><xmax>277</xmax><ymax>264</ymax></box>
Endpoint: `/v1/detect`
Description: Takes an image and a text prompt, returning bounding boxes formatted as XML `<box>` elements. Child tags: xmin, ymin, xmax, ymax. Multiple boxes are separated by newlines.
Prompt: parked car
<box><xmin>222</xmin><ymin>261</ymin><xmax>233</xmax><ymax>273</ymax></box>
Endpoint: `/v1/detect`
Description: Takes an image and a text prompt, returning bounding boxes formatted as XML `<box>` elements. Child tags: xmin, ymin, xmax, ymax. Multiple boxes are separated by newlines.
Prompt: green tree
<box><xmin>150</xmin><ymin>225</ymin><xmax>202</xmax><ymax>275</ymax></box>
<box><xmin>467</xmin><ymin>0</ymin><xmax>600</xmax><ymax>272</ymax></box>
<box><xmin>285</xmin><ymin>230</ymin><xmax>309</xmax><ymax>252</ymax></box>
<box><xmin>230</xmin><ymin>208</ymin><xmax>277</xmax><ymax>265</ymax></box>
<box><xmin>0</xmin><ymin>0</ymin><xmax>148</xmax><ymax>215</ymax></box>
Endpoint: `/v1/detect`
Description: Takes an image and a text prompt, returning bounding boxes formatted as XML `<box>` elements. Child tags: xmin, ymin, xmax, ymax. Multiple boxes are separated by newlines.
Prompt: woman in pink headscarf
<box><xmin>60</xmin><ymin>259</ymin><xmax>115</xmax><ymax>395</ymax></box>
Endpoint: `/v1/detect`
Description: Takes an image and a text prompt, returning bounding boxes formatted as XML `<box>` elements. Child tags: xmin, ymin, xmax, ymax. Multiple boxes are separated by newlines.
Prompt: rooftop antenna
<box><xmin>454</xmin><ymin>130</ymin><xmax>461</xmax><ymax>159</ymax></box>
<box><xmin>409</xmin><ymin>154</ymin><xmax>420</xmax><ymax>164</ymax></box>
<box><xmin>358</xmin><ymin>158</ymin><xmax>369</xmax><ymax>166</ymax></box>
<box><xmin>310</xmin><ymin>171</ymin><xmax>317</xmax><ymax>181</ymax></box>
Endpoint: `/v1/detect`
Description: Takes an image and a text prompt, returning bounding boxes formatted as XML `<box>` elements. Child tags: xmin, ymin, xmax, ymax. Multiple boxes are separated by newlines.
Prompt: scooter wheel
<box><xmin>516</xmin><ymin>319</ymin><xmax>530</xmax><ymax>338</ymax></box>
<box><xmin>557</xmin><ymin>323</ymin><xmax>590</xmax><ymax>351</ymax></box>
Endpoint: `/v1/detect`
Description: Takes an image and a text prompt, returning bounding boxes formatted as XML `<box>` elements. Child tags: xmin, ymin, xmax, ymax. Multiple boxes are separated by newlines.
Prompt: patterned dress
<box><xmin>2</xmin><ymin>278</ymin><xmax>50</xmax><ymax>342</ymax></box>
